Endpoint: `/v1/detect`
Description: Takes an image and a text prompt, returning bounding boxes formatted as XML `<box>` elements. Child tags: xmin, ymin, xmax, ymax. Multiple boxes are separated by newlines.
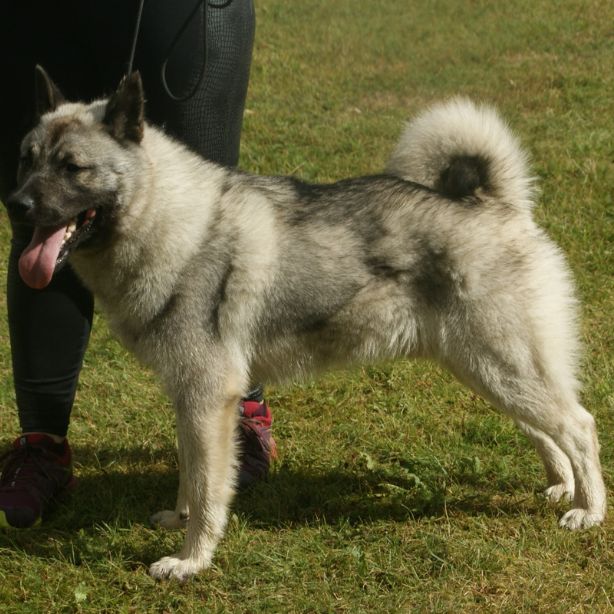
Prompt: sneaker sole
<box><xmin>0</xmin><ymin>510</ymin><xmax>42</xmax><ymax>529</ymax></box>
<box><xmin>0</xmin><ymin>475</ymin><xmax>76</xmax><ymax>529</ymax></box>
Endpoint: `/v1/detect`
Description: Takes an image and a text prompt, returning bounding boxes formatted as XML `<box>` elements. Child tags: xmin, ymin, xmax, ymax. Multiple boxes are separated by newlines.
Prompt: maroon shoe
<box><xmin>238</xmin><ymin>400</ymin><xmax>277</xmax><ymax>489</ymax></box>
<box><xmin>0</xmin><ymin>434</ymin><xmax>74</xmax><ymax>528</ymax></box>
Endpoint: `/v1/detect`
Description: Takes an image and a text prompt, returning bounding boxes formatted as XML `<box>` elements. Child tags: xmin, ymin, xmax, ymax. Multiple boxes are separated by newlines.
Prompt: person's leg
<box><xmin>8</xmin><ymin>230</ymin><xmax>94</xmax><ymax>438</ymax></box>
<box><xmin>135</xmin><ymin>0</ymin><xmax>255</xmax><ymax>164</ymax></box>
<box><xmin>1</xmin><ymin>3</ymin><xmax>104</xmax><ymax>440</ymax></box>
<box><xmin>0</xmin><ymin>2</ymin><xmax>103</xmax><ymax>528</ymax></box>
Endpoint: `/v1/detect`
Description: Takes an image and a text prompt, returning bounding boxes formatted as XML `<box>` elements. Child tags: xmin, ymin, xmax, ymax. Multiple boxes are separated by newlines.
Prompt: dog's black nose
<box><xmin>5</xmin><ymin>193</ymin><xmax>35</xmax><ymax>221</ymax></box>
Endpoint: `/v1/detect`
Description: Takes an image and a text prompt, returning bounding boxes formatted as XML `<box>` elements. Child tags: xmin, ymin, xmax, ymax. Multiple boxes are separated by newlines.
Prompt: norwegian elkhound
<box><xmin>6</xmin><ymin>66</ymin><xmax>606</xmax><ymax>580</ymax></box>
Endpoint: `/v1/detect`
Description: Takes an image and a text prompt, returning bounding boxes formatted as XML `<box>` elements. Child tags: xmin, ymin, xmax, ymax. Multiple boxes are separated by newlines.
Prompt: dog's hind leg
<box><xmin>544</xmin><ymin>402</ymin><xmax>606</xmax><ymax>529</ymax></box>
<box><xmin>526</xmin><ymin>400</ymin><xmax>606</xmax><ymax>529</ymax></box>
<box><xmin>149</xmin><ymin>370</ymin><xmax>242</xmax><ymax>581</ymax></box>
<box><xmin>440</xmin><ymin>325</ymin><xmax>606</xmax><ymax>530</ymax></box>
<box><xmin>514</xmin><ymin>419</ymin><xmax>574</xmax><ymax>502</ymax></box>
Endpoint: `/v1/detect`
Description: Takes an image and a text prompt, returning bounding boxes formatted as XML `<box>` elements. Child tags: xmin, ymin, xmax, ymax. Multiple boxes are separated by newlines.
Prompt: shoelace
<box><xmin>0</xmin><ymin>444</ymin><xmax>62</xmax><ymax>494</ymax></box>
<box><xmin>240</xmin><ymin>419</ymin><xmax>277</xmax><ymax>461</ymax></box>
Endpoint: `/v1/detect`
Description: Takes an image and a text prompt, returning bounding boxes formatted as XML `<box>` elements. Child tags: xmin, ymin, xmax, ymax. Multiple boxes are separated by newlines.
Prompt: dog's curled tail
<box><xmin>386</xmin><ymin>98</ymin><xmax>536</xmax><ymax>211</ymax></box>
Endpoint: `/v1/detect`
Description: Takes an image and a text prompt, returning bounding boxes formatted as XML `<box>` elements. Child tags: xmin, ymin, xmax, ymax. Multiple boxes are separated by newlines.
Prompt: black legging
<box><xmin>1</xmin><ymin>0</ymin><xmax>255</xmax><ymax>436</ymax></box>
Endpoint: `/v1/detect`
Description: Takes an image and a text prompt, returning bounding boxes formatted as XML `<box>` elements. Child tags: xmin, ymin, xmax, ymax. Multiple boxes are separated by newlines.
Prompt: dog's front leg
<box><xmin>149</xmin><ymin>386</ymin><xmax>241</xmax><ymax>581</ymax></box>
<box><xmin>150</xmin><ymin>439</ymin><xmax>190</xmax><ymax>529</ymax></box>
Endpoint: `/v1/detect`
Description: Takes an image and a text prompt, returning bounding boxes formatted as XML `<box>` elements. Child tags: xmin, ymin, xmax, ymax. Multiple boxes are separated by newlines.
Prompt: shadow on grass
<box><xmin>0</xmin><ymin>442</ymin><xmax>545</xmax><ymax>566</ymax></box>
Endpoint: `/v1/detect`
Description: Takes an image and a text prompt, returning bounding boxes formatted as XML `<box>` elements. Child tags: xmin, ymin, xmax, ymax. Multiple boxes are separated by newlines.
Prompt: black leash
<box><xmin>160</xmin><ymin>0</ymin><xmax>208</xmax><ymax>102</ymax></box>
<box><xmin>126</xmin><ymin>0</ymin><xmax>234</xmax><ymax>103</ymax></box>
<box><xmin>126</xmin><ymin>0</ymin><xmax>146</xmax><ymax>77</ymax></box>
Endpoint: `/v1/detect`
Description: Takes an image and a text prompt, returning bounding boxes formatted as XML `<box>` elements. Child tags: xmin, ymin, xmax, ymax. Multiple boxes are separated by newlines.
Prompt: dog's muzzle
<box><xmin>5</xmin><ymin>191</ymin><xmax>35</xmax><ymax>225</ymax></box>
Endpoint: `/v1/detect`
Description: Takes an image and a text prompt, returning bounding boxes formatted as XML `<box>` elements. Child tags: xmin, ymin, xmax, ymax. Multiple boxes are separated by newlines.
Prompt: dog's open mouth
<box><xmin>18</xmin><ymin>208</ymin><xmax>98</xmax><ymax>289</ymax></box>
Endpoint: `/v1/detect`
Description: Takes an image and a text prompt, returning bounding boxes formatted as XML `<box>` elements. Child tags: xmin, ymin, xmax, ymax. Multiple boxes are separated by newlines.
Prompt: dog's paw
<box><xmin>150</xmin><ymin>510</ymin><xmax>188</xmax><ymax>530</ymax></box>
<box><xmin>559</xmin><ymin>508</ymin><xmax>604</xmax><ymax>530</ymax></box>
<box><xmin>149</xmin><ymin>555</ymin><xmax>207</xmax><ymax>582</ymax></box>
<box><xmin>544</xmin><ymin>483</ymin><xmax>574</xmax><ymax>503</ymax></box>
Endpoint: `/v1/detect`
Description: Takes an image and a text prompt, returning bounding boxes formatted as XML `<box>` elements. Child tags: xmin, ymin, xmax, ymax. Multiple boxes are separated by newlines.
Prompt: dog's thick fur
<box><xmin>8</xmin><ymin>68</ymin><xmax>606</xmax><ymax>580</ymax></box>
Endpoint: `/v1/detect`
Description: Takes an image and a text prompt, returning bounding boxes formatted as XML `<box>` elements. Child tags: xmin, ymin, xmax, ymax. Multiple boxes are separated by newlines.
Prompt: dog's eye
<box><xmin>19</xmin><ymin>152</ymin><xmax>33</xmax><ymax>168</ymax></box>
<box><xmin>63</xmin><ymin>161</ymin><xmax>84</xmax><ymax>173</ymax></box>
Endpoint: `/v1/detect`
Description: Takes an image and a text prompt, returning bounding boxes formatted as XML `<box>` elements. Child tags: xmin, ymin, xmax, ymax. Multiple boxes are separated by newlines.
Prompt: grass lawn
<box><xmin>0</xmin><ymin>0</ymin><xmax>612</xmax><ymax>611</ymax></box>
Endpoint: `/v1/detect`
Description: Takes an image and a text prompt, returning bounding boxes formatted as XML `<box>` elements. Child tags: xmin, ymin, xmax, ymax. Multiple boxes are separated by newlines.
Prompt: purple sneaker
<box><xmin>238</xmin><ymin>400</ymin><xmax>277</xmax><ymax>489</ymax></box>
<box><xmin>0</xmin><ymin>433</ymin><xmax>74</xmax><ymax>528</ymax></box>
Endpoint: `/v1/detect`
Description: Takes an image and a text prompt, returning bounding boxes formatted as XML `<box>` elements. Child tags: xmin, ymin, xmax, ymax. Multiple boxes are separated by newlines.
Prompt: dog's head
<box><xmin>6</xmin><ymin>66</ymin><xmax>146</xmax><ymax>289</ymax></box>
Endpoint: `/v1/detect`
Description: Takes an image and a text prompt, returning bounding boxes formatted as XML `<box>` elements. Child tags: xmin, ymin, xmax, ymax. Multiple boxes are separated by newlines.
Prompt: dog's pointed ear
<box><xmin>34</xmin><ymin>65</ymin><xmax>65</xmax><ymax>117</ymax></box>
<box><xmin>103</xmin><ymin>71</ymin><xmax>145</xmax><ymax>143</ymax></box>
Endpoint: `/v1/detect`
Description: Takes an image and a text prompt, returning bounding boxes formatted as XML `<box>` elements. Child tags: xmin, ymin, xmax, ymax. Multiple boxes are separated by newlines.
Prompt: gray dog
<box><xmin>7</xmin><ymin>67</ymin><xmax>606</xmax><ymax>580</ymax></box>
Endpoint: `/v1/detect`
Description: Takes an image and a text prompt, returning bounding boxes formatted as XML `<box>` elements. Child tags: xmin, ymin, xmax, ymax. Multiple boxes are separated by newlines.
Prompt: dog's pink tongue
<box><xmin>18</xmin><ymin>225</ymin><xmax>66</xmax><ymax>289</ymax></box>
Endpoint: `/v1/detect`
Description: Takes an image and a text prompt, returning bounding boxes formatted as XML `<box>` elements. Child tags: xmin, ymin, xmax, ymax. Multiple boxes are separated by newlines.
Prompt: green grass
<box><xmin>1</xmin><ymin>0</ymin><xmax>613</xmax><ymax>611</ymax></box>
